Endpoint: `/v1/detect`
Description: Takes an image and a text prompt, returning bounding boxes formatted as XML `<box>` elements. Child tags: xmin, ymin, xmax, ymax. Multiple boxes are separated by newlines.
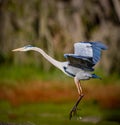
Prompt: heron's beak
<box><xmin>12</xmin><ymin>47</ymin><xmax>23</xmax><ymax>52</ymax></box>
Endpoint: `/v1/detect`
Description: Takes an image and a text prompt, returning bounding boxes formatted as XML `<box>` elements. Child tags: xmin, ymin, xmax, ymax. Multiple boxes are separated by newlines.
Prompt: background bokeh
<box><xmin>0</xmin><ymin>0</ymin><xmax>120</xmax><ymax>125</ymax></box>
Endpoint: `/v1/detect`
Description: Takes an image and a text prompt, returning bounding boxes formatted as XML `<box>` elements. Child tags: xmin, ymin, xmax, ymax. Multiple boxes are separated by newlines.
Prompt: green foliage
<box><xmin>0</xmin><ymin>101</ymin><xmax>119</xmax><ymax>125</ymax></box>
<box><xmin>0</xmin><ymin>65</ymin><xmax>120</xmax><ymax>86</ymax></box>
<box><xmin>91</xmin><ymin>68</ymin><xmax>120</xmax><ymax>85</ymax></box>
<box><xmin>0</xmin><ymin>64</ymin><xmax>71</xmax><ymax>86</ymax></box>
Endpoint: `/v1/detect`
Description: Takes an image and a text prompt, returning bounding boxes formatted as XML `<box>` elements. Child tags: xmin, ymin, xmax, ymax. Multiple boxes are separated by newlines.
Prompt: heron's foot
<box><xmin>69</xmin><ymin>94</ymin><xmax>84</xmax><ymax>120</ymax></box>
<box><xmin>69</xmin><ymin>105</ymin><xmax>78</xmax><ymax>120</ymax></box>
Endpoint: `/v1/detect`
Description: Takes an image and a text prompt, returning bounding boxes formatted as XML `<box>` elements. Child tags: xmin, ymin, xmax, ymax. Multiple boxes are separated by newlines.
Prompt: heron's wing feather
<box><xmin>64</xmin><ymin>42</ymin><xmax>107</xmax><ymax>69</ymax></box>
<box><xmin>74</xmin><ymin>42</ymin><xmax>108</xmax><ymax>64</ymax></box>
<box><xmin>89</xmin><ymin>42</ymin><xmax>107</xmax><ymax>64</ymax></box>
<box><xmin>74</xmin><ymin>42</ymin><xmax>93</xmax><ymax>57</ymax></box>
<box><xmin>64</xmin><ymin>54</ymin><xmax>94</xmax><ymax>71</ymax></box>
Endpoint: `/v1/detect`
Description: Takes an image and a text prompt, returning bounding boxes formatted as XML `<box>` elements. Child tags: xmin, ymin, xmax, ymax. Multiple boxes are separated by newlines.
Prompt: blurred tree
<box><xmin>0</xmin><ymin>0</ymin><xmax>8</xmax><ymax>64</ymax></box>
<box><xmin>0</xmin><ymin>0</ymin><xmax>119</xmax><ymax>74</ymax></box>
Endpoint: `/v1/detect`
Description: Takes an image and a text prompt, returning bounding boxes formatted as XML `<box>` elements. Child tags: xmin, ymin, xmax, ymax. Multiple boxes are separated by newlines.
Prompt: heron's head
<box><xmin>12</xmin><ymin>45</ymin><xmax>33</xmax><ymax>52</ymax></box>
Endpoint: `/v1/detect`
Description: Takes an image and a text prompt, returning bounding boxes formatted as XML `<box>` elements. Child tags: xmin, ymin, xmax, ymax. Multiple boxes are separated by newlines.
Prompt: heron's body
<box><xmin>63</xmin><ymin>64</ymin><xmax>91</xmax><ymax>78</ymax></box>
<box><xmin>12</xmin><ymin>41</ymin><xmax>107</xmax><ymax>119</ymax></box>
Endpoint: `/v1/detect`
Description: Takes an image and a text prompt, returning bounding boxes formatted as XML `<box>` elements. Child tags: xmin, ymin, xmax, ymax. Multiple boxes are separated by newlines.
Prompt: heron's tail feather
<box><xmin>92</xmin><ymin>74</ymin><xmax>102</xmax><ymax>79</ymax></box>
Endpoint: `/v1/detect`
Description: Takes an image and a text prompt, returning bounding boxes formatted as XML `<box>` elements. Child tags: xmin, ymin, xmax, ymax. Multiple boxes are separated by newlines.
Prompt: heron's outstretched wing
<box><xmin>74</xmin><ymin>41</ymin><xmax>107</xmax><ymax>64</ymax></box>
<box><xmin>64</xmin><ymin>41</ymin><xmax>107</xmax><ymax>70</ymax></box>
<box><xmin>64</xmin><ymin>55</ymin><xmax>94</xmax><ymax>71</ymax></box>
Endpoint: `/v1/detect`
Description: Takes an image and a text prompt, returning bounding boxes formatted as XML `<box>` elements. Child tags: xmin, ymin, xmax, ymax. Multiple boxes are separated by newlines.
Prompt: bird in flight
<box><xmin>12</xmin><ymin>41</ymin><xmax>107</xmax><ymax>119</ymax></box>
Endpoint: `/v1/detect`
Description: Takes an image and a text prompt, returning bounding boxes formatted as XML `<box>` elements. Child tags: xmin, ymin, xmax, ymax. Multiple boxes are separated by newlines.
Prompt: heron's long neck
<box><xmin>31</xmin><ymin>47</ymin><xmax>63</xmax><ymax>71</ymax></box>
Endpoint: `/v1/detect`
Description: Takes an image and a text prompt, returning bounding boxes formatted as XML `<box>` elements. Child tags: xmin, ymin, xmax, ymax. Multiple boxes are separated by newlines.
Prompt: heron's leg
<box><xmin>74</xmin><ymin>77</ymin><xmax>83</xmax><ymax>95</ymax></box>
<box><xmin>69</xmin><ymin>77</ymin><xmax>84</xmax><ymax>119</ymax></box>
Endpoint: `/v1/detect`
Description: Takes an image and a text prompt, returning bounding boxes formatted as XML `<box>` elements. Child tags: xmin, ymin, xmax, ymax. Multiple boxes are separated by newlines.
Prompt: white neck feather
<box><xmin>31</xmin><ymin>47</ymin><xmax>65</xmax><ymax>71</ymax></box>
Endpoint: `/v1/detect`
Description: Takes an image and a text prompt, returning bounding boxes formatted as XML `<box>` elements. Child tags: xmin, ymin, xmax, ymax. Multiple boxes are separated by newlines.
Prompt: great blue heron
<box><xmin>12</xmin><ymin>41</ymin><xmax>107</xmax><ymax>119</ymax></box>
